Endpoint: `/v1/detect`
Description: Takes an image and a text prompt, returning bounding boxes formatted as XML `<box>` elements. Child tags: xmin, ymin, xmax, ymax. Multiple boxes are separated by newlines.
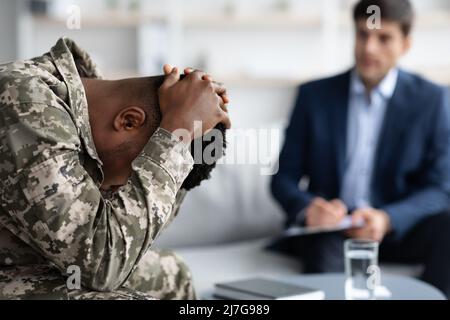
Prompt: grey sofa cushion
<box><xmin>155</xmin><ymin>163</ymin><xmax>286</xmax><ymax>248</ymax></box>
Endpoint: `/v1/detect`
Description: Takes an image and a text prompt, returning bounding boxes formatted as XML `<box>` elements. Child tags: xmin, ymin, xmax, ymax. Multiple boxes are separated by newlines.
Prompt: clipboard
<box><xmin>283</xmin><ymin>216</ymin><xmax>365</xmax><ymax>237</ymax></box>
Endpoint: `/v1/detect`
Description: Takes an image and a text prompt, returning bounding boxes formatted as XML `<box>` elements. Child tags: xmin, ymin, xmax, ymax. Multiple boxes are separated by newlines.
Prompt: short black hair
<box><xmin>353</xmin><ymin>0</ymin><xmax>414</xmax><ymax>36</ymax></box>
<box><xmin>181</xmin><ymin>123</ymin><xmax>227</xmax><ymax>190</ymax></box>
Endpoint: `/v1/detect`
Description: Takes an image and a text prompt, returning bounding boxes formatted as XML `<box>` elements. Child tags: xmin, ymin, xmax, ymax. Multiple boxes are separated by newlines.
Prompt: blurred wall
<box><xmin>0</xmin><ymin>0</ymin><xmax>18</xmax><ymax>62</ymax></box>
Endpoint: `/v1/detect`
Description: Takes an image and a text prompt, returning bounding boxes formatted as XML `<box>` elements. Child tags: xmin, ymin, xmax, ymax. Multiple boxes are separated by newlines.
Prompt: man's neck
<box><xmin>361</xmin><ymin>76</ymin><xmax>383</xmax><ymax>96</ymax></box>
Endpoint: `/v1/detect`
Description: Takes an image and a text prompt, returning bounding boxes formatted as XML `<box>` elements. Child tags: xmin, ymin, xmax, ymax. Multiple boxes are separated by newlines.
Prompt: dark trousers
<box><xmin>269</xmin><ymin>211</ymin><xmax>450</xmax><ymax>298</ymax></box>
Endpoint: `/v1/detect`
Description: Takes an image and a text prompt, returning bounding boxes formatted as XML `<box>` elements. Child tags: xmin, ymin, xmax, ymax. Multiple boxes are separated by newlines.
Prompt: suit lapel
<box><xmin>372</xmin><ymin>71</ymin><xmax>410</xmax><ymax>194</ymax></box>
<box><xmin>333</xmin><ymin>71</ymin><xmax>351</xmax><ymax>188</ymax></box>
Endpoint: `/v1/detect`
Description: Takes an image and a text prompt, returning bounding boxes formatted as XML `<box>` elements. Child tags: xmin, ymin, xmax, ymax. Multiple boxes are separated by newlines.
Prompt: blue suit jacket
<box><xmin>271</xmin><ymin>69</ymin><xmax>450</xmax><ymax>240</ymax></box>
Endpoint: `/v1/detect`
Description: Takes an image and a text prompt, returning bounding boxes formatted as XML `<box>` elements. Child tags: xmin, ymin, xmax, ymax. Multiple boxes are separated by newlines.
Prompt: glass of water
<box><xmin>344</xmin><ymin>239</ymin><xmax>379</xmax><ymax>300</ymax></box>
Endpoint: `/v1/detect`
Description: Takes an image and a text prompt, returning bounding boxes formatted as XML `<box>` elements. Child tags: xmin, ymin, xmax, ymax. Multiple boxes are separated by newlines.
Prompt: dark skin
<box><xmin>82</xmin><ymin>65</ymin><xmax>230</xmax><ymax>191</ymax></box>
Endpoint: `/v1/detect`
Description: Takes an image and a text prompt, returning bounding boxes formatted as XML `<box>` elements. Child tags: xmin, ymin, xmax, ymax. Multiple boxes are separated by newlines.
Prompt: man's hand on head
<box><xmin>163</xmin><ymin>65</ymin><xmax>230</xmax><ymax>106</ymax></box>
<box><xmin>305</xmin><ymin>198</ymin><xmax>347</xmax><ymax>227</ymax></box>
<box><xmin>159</xmin><ymin>64</ymin><xmax>230</xmax><ymax>144</ymax></box>
<box><xmin>182</xmin><ymin>66</ymin><xmax>230</xmax><ymax>106</ymax></box>
<box><xmin>346</xmin><ymin>208</ymin><xmax>391</xmax><ymax>242</ymax></box>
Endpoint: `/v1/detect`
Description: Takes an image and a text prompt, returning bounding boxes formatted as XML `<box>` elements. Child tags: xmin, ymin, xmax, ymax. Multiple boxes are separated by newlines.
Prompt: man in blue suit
<box><xmin>271</xmin><ymin>0</ymin><xmax>450</xmax><ymax>298</ymax></box>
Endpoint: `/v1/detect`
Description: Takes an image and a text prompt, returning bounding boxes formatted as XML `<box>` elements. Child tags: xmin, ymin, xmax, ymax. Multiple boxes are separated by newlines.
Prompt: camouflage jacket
<box><xmin>0</xmin><ymin>37</ymin><xmax>193</xmax><ymax>297</ymax></box>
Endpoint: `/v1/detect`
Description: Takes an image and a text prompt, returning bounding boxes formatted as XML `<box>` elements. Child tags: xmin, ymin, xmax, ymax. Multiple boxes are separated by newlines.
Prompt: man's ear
<box><xmin>113</xmin><ymin>106</ymin><xmax>147</xmax><ymax>132</ymax></box>
<box><xmin>402</xmin><ymin>35</ymin><xmax>412</xmax><ymax>55</ymax></box>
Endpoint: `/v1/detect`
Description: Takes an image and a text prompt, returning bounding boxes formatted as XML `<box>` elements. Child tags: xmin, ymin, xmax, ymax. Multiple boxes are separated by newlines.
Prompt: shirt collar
<box><xmin>350</xmin><ymin>67</ymin><xmax>399</xmax><ymax>99</ymax></box>
<box><xmin>49</xmin><ymin>37</ymin><xmax>103</xmax><ymax>165</ymax></box>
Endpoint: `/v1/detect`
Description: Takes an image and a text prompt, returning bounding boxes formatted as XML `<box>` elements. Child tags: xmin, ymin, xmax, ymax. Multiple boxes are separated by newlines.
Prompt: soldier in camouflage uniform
<box><xmin>0</xmin><ymin>37</ymin><xmax>230</xmax><ymax>299</ymax></box>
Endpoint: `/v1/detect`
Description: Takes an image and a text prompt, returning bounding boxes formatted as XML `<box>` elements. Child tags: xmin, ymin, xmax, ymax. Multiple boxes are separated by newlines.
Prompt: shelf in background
<box><xmin>31</xmin><ymin>10</ymin><xmax>450</xmax><ymax>29</ymax></box>
<box><xmin>415</xmin><ymin>11</ymin><xmax>450</xmax><ymax>28</ymax></box>
<box><xmin>31</xmin><ymin>12</ymin><xmax>166</xmax><ymax>28</ymax></box>
<box><xmin>182</xmin><ymin>14</ymin><xmax>322</xmax><ymax>29</ymax></box>
<box><xmin>31</xmin><ymin>12</ymin><xmax>322</xmax><ymax>29</ymax></box>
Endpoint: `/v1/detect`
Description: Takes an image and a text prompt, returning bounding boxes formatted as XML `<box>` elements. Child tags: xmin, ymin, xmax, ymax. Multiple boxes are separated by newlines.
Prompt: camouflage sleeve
<box><xmin>164</xmin><ymin>189</ymin><xmax>187</xmax><ymax>229</ymax></box>
<box><xmin>0</xmin><ymin>101</ymin><xmax>193</xmax><ymax>292</ymax></box>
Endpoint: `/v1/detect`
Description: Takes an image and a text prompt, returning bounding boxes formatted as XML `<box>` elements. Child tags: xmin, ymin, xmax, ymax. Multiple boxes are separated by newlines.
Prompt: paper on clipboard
<box><xmin>284</xmin><ymin>216</ymin><xmax>365</xmax><ymax>237</ymax></box>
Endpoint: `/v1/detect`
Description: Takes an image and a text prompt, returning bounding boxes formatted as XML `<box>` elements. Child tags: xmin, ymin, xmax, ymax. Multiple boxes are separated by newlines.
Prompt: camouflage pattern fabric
<box><xmin>0</xmin><ymin>249</ymin><xmax>195</xmax><ymax>300</ymax></box>
<box><xmin>0</xmin><ymin>37</ymin><xmax>195</xmax><ymax>299</ymax></box>
<box><xmin>122</xmin><ymin>249</ymin><xmax>196</xmax><ymax>300</ymax></box>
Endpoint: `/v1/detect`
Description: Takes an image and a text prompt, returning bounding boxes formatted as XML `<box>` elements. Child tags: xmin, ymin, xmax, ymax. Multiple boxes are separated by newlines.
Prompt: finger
<box><xmin>315</xmin><ymin>200</ymin><xmax>336</xmax><ymax>215</ymax></box>
<box><xmin>313</xmin><ymin>197</ymin><xmax>328</xmax><ymax>207</ymax></box>
<box><xmin>198</xmin><ymin>72</ymin><xmax>227</xmax><ymax>96</ymax></box>
<box><xmin>160</xmin><ymin>67</ymin><xmax>180</xmax><ymax>89</ymax></box>
<box><xmin>188</xmin><ymin>70</ymin><xmax>207</xmax><ymax>80</ymax></box>
<box><xmin>351</xmin><ymin>211</ymin><xmax>366</xmax><ymax>225</ymax></box>
<box><xmin>220</xmin><ymin>94</ymin><xmax>230</xmax><ymax>104</ymax></box>
<box><xmin>184</xmin><ymin>67</ymin><xmax>194</xmax><ymax>74</ymax></box>
<box><xmin>163</xmin><ymin>64</ymin><xmax>174</xmax><ymax>75</ymax></box>
<box><xmin>218</xmin><ymin>97</ymin><xmax>225</xmax><ymax>108</ymax></box>
<box><xmin>212</xmin><ymin>81</ymin><xmax>227</xmax><ymax>96</ymax></box>
<box><xmin>315</xmin><ymin>204</ymin><xmax>341</xmax><ymax>225</ymax></box>
<box><xmin>309</xmin><ymin>197</ymin><xmax>326</xmax><ymax>211</ymax></box>
<box><xmin>219</xmin><ymin>109</ymin><xmax>231</xmax><ymax>129</ymax></box>
<box><xmin>329</xmin><ymin>202</ymin><xmax>347</xmax><ymax>220</ymax></box>
<box><xmin>357</xmin><ymin>209</ymin><xmax>374</xmax><ymax>225</ymax></box>
<box><xmin>352</xmin><ymin>214</ymin><xmax>366</xmax><ymax>227</ymax></box>
<box><xmin>330</xmin><ymin>199</ymin><xmax>347</xmax><ymax>212</ymax></box>
<box><xmin>313</xmin><ymin>200</ymin><xmax>329</xmax><ymax>213</ymax></box>
<box><xmin>330</xmin><ymin>200</ymin><xmax>347</xmax><ymax>219</ymax></box>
